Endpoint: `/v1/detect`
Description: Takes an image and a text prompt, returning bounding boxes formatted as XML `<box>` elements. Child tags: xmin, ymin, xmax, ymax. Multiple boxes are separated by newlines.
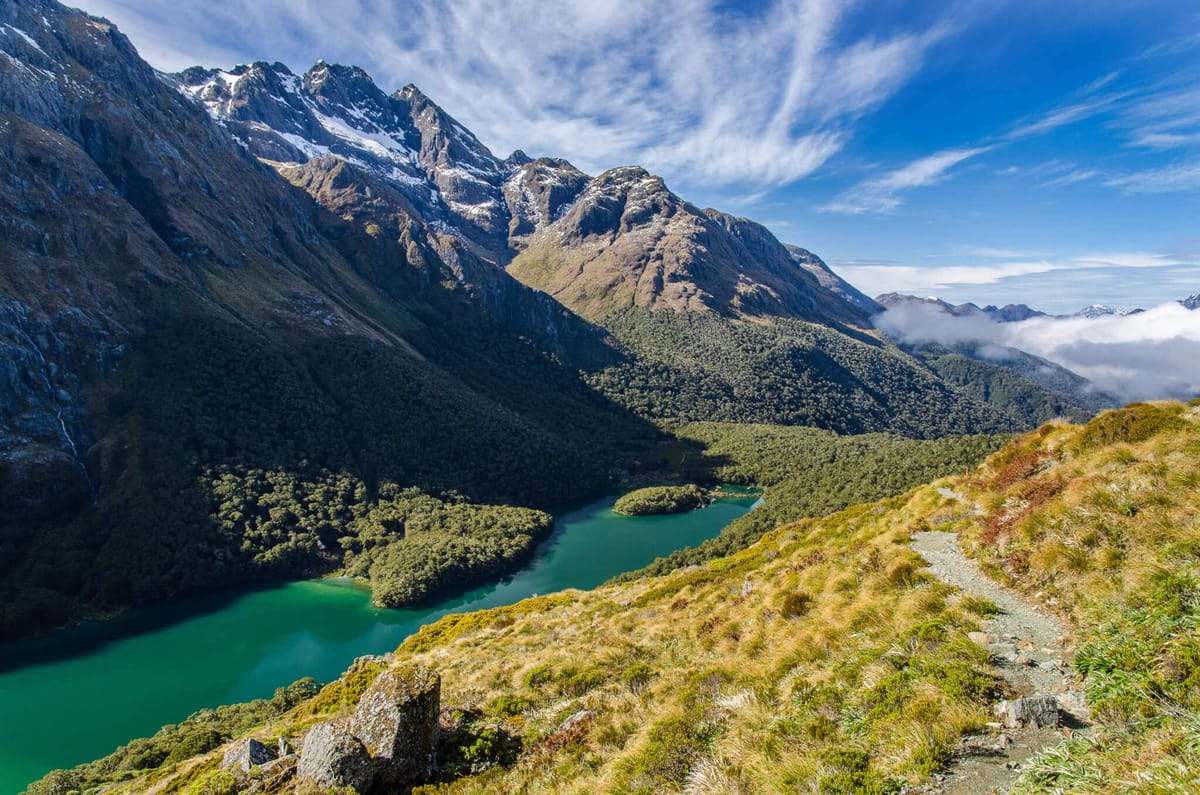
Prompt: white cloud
<box><xmin>1043</xmin><ymin>168</ymin><xmax>1101</xmax><ymax>187</ymax></box>
<box><xmin>1106</xmin><ymin>160</ymin><xmax>1200</xmax><ymax>193</ymax></box>
<box><xmin>1003</xmin><ymin>94</ymin><xmax>1123</xmax><ymax>140</ymax></box>
<box><xmin>875</xmin><ymin>301</ymin><xmax>1200</xmax><ymax>401</ymax></box>
<box><xmin>76</xmin><ymin>0</ymin><xmax>952</xmax><ymax>189</ymax></box>
<box><xmin>1117</xmin><ymin>83</ymin><xmax>1200</xmax><ymax>151</ymax></box>
<box><xmin>821</xmin><ymin>146</ymin><xmax>990</xmax><ymax>214</ymax></box>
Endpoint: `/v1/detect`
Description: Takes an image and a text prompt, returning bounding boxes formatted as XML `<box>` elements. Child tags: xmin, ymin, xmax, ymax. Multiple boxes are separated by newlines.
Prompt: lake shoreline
<box><xmin>2</xmin><ymin>490</ymin><xmax>759</xmax><ymax>793</ymax></box>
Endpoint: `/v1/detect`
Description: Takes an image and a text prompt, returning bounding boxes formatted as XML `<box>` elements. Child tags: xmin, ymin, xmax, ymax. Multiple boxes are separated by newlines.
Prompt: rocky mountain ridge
<box><xmin>876</xmin><ymin>292</ymin><xmax>1046</xmax><ymax>322</ymax></box>
<box><xmin>176</xmin><ymin>58</ymin><xmax>873</xmax><ymax>327</ymax></box>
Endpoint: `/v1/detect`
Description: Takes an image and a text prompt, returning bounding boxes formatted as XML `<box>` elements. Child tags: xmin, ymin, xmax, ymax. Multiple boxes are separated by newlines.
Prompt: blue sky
<box><xmin>77</xmin><ymin>0</ymin><xmax>1200</xmax><ymax>313</ymax></box>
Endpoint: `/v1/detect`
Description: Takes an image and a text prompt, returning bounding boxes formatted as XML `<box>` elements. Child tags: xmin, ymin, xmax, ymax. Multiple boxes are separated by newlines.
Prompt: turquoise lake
<box><xmin>0</xmin><ymin>491</ymin><xmax>758</xmax><ymax>793</ymax></box>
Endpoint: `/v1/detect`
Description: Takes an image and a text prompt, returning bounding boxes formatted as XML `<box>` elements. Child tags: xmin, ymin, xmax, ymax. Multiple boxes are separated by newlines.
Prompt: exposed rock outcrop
<box><xmin>292</xmin><ymin>666</ymin><xmax>441</xmax><ymax>793</ymax></box>
<box><xmin>995</xmin><ymin>695</ymin><xmax>1061</xmax><ymax>729</ymax></box>
<box><xmin>297</xmin><ymin>722</ymin><xmax>374</xmax><ymax>792</ymax></box>
<box><xmin>220</xmin><ymin>737</ymin><xmax>276</xmax><ymax>773</ymax></box>
<box><xmin>349</xmin><ymin>666</ymin><xmax>441</xmax><ymax>788</ymax></box>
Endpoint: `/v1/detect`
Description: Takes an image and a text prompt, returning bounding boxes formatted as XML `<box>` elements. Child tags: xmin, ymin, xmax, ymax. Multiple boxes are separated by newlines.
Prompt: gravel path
<box><xmin>910</xmin><ymin>531</ymin><xmax>1090</xmax><ymax>795</ymax></box>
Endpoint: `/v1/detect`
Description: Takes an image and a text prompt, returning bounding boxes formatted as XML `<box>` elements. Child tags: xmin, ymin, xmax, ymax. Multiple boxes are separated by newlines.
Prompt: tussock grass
<box><xmin>51</xmin><ymin>401</ymin><xmax>1199</xmax><ymax>794</ymax></box>
<box><xmin>955</xmin><ymin>402</ymin><xmax>1200</xmax><ymax>790</ymax></box>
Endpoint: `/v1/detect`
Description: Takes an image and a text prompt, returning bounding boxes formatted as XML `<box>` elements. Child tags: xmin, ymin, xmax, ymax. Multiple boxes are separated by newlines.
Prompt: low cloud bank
<box><xmin>875</xmin><ymin>302</ymin><xmax>1200</xmax><ymax>402</ymax></box>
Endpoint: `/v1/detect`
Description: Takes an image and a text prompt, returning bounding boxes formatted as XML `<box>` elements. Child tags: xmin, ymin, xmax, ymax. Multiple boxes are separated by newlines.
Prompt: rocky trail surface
<box><xmin>910</xmin><ymin>530</ymin><xmax>1091</xmax><ymax>795</ymax></box>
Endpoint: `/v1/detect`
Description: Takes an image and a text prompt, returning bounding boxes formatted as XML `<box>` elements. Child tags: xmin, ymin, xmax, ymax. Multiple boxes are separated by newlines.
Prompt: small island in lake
<box><xmin>613</xmin><ymin>484</ymin><xmax>711</xmax><ymax>516</ymax></box>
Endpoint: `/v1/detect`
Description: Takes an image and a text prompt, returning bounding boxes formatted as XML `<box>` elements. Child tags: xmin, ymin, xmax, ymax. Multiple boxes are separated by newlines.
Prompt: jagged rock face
<box><xmin>220</xmin><ymin>737</ymin><xmax>276</xmax><ymax>773</ymax></box>
<box><xmin>176</xmin><ymin>61</ymin><xmax>514</xmax><ymax>263</ymax></box>
<box><xmin>297</xmin><ymin>722</ymin><xmax>374</xmax><ymax>791</ymax></box>
<box><xmin>503</xmin><ymin>157</ymin><xmax>589</xmax><ymax>246</ymax></box>
<box><xmin>508</xmin><ymin>167</ymin><xmax>873</xmax><ymax>325</ymax></box>
<box><xmin>349</xmin><ymin>667</ymin><xmax>440</xmax><ymax>788</ymax></box>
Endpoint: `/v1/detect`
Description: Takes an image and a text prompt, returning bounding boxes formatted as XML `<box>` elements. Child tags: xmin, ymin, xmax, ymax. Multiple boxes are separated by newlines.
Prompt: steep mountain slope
<box><xmin>589</xmin><ymin>309</ymin><xmax>1016</xmax><ymax>435</ymax></box>
<box><xmin>909</xmin><ymin>341</ymin><xmax>1117</xmax><ymax>424</ymax></box>
<box><xmin>170</xmin><ymin>51</ymin><xmax>1029</xmax><ymax>439</ymax></box>
<box><xmin>0</xmin><ymin>0</ymin><xmax>659</xmax><ymax>641</ymax></box>
<box><xmin>46</xmin><ymin>402</ymin><xmax>1199</xmax><ymax>795</ymax></box>
<box><xmin>507</xmin><ymin>167</ymin><xmax>872</xmax><ymax>326</ymax></box>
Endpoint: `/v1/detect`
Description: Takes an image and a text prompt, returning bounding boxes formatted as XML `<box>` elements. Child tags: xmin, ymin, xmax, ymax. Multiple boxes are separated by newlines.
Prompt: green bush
<box><xmin>622</xmin><ymin>663</ymin><xmax>655</xmax><ymax>692</ymax></box>
<box><xmin>524</xmin><ymin>664</ymin><xmax>553</xmax><ymax>689</ymax></box>
<box><xmin>620</xmin><ymin>714</ymin><xmax>718</xmax><ymax>792</ymax></box>
<box><xmin>558</xmin><ymin>666</ymin><xmax>607</xmax><ymax>697</ymax></box>
<box><xmin>1073</xmin><ymin>403</ymin><xmax>1187</xmax><ymax>452</ymax></box>
<box><xmin>818</xmin><ymin>748</ymin><xmax>895</xmax><ymax>794</ymax></box>
<box><xmin>488</xmin><ymin>695</ymin><xmax>534</xmax><ymax>716</ymax></box>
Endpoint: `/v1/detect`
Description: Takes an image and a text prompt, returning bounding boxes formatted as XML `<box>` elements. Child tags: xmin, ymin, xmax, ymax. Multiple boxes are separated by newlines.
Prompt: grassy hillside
<box><xmin>952</xmin><ymin>401</ymin><xmax>1200</xmax><ymax>791</ymax></box>
<box><xmin>30</xmin><ymin>403</ymin><xmax>1199</xmax><ymax>794</ymax></box>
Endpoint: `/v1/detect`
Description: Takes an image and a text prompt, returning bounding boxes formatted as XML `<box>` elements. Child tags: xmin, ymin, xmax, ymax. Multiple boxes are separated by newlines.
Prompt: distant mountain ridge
<box><xmin>875</xmin><ymin>293</ymin><xmax>1045</xmax><ymax>322</ymax></box>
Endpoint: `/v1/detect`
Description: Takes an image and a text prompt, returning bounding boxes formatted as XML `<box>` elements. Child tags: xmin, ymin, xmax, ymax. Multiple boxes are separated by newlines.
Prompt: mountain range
<box><xmin>0</xmin><ymin>0</ymin><xmax>1122</xmax><ymax>640</ymax></box>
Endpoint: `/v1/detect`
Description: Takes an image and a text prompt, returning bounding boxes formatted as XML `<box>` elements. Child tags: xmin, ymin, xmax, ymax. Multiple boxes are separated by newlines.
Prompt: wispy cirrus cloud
<box><xmin>820</xmin><ymin>146</ymin><xmax>990</xmax><ymax>214</ymax></box>
<box><xmin>1044</xmin><ymin>168</ymin><xmax>1102</xmax><ymax>187</ymax></box>
<box><xmin>77</xmin><ymin>0</ymin><xmax>954</xmax><ymax>188</ymax></box>
<box><xmin>1106</xmin><ymin>160</ymin><xmax>1200</xmax><ymax>193</ymax></box>
<box><xmin>1003</xmin><ymin>93</ymin><xmax>1126</xmax><ymax>141</ymax></box>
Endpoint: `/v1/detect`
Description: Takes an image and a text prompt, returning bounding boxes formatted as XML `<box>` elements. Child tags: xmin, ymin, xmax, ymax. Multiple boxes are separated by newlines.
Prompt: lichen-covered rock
<box><xmin>220</xmin><ymin>737</ymin><xmax>276</xmax><ymax>773</ymax></box>
<box><xmin>349</xmin><ymin>666</ymin><xmax>440</xmax><ymax>787</ymax></box>
<box><xmin>995</xmin><ymin>695</ymin><xmax>1060</xmax><ymax>728</ymax></box>
<box><xmin>297</xmin><ymin>722</ymin><xmax>374</xmax><ymax>791</ymax></box>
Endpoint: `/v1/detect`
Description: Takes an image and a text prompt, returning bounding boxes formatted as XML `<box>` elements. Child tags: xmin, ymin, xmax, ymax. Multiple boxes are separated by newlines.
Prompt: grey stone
<box><xmin>988</xmin><ymin>642</ymin><xmax>1019</xmax><ymax>661</ymax></box>
<box><xmin>558</xmin><ymin>709</ymin><xmax>593</xmax><ymax>733</ymax></box>
<box><xmin>349</xmin><ymin>666</ymin><xmax>440</xmax><ymax>787</ymax></box>
<box><xmin>297</xmin><ymin>722</ymin><xmax>374</xmax><ymax>791</ymax></box>
<box><xmin>995</xmin><ymin>695</ymin><xmax>1060</xmax><ymax>728</ymax></box>
<box><xmin>220</xmin><ymin>737</ymin><xmax>276</xmax><ymax>773</ymax></box>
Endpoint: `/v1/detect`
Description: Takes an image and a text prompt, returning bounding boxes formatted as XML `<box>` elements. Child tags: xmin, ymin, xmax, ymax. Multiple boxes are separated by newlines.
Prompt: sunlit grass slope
<box><xmin>32</xmin><ymin>401</ymin><xmax>1199</xmax><ymax>795</ymax></box>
